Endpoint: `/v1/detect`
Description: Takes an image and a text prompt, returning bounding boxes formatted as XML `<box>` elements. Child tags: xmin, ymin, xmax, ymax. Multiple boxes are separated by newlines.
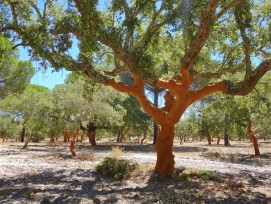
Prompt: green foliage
<box><xmin>176</xmin><ymin>169</ymin><xmax>216</xmax><ymax>181</ymax></box>
<box><xmin>0</xmin><ymin>35</ymin><xmax>34</xmax><ymax>100</ymax></box>
<box><xmin>96</xmin><ymin>157</ymin><xmax>138</xmax><ymax>180</ymax></box>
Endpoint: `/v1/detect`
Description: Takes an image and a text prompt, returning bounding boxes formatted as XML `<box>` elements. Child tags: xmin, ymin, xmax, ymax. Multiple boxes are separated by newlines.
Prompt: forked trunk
<box><xmin>247</xmin><ymin>122</ymin><xmax>260</xmax><ymax>156</ymax></box>
<box><xmin>140</xmin><ymin>131</ymin><xmax>147</xmax><ymax>144</ymax></box>
<box><xmin>154</xmin><ymin>124</ymin><xmax>175</xmax><ymax>176</ymax></box>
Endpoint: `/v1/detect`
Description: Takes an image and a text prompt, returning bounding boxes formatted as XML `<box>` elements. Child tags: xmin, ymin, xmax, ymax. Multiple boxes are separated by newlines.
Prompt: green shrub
<box><xmin>96</xmin><ymin>157</ymin><xmax>138</xmax><ymax>180</ymax></box>
<box><xmin>179</xmin><ymin>170</ymin><xmax>216</xmax><ymax>181</ymax></box>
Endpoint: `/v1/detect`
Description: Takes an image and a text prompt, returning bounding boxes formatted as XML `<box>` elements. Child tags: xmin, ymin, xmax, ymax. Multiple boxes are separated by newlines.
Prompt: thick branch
<box><xmin>107</xmin><ymin>77</ymin><xmax>161</xmax><ymax>121</ymax></box>
<box><xmin>189</xmin><ymin>81</ymin><xmax>226</xmax><ymax>104</ymax></box>
<box><xmin>225</xmin><ymin>59</ymin><xmax>271</xmax><ymax>95</ymax></box>
<box><xmin>181</xmin><ymin>0</ymin><xmax>219</xmax><ymax>70</ymax></box>
<box><xmin>234</xmin><ymin>8</ymin><xmax>252</xmax><ymax>78</ymax></box>
<box><xmin>190</xmin><ymin>66</ymin><xmax>243</xmax><ymax>79</ymax></box>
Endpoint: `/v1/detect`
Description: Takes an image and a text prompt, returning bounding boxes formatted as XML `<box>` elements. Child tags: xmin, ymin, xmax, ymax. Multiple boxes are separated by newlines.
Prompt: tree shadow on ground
<box><xmin>76</xmin><ymin>143</ymin><xmax>209</xmax><ymax>155</ymax></box>
<box><xmin>0</xmin><ymin>167</ymin><xmax>270</xmax><ymax>204</ymax></box>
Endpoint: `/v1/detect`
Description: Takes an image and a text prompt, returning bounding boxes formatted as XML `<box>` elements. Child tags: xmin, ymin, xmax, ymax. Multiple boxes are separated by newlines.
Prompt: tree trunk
<box><xmin>70</xmin><ymin>128</ymin><xmax>79</xmax><ymax>156</ymax></box>
<box><xmin>141</xmin><ymin>131</ymin><xmax>147</xmax><ymax>144</ymax></box>
<box><xmin>247</xmin><ymin>122</ymin><xmax>260</xmax><ymax>156</ymax></box>
<box><xmin>217</xmin><ymin>135</ymin><xmax>221</xmax><ymax>145</ymax></box>
<box><xmin>117</xmin><ymin>129</ymin><xmax>121</xmax><ymax>143</ymax></box>
<box><xmin>64</xmin><ymin>129</ymin><xmax>69</xmax><ymax>143</ymax></box>
<box><xmin>80</xmin><ymin>131</ymin><xmax>85</xmax><ymax>142</ymax></box>
<box><xmin>153</xmin><ymin>87</ymin><xmax>159</xmax><ymax>144</ymax></box>
<box><xmin>119</xmin><ymin>132</ymin><xmax>125</xmax><ymax>143</ymax></box>
<box><xmin>87</xmin><ymin>131</ymin><xmax>96</xmax><ymax>146</ymax></box>
<box><xmin>49</xmin><ymin>136</ymin><xmax>55</xmax><ymax>143</ymax></box>
<box><xmin>154</xmin><ymin>124</ymin><xmax>175</xmax><ymax>176</ymax></box>
<box><xmin>224</xmin><ymin>114</ymin><xmax>231</xmax><ymax>146</ymax></box>
<box><xmin>21</xmin><ymin>127</ymin><xmax>25</xmax><ymax>143</ymax></box>
<box><xmin>207</xmin><ymin>129</ymin><xmax>211</xmax><ymax>145</ymax></box>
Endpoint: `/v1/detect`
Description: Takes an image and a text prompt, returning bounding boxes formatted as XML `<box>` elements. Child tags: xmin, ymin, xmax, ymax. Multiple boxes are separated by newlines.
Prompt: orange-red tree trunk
<box><xmin>70</xmin><ymin>128</ymin><xmax>79</xmax><ymax>156</ymax></box>
<box><xmin>207</xmin><ymin>129</ymin><xmax>212</xmax><ymax>145</ymax></box>
<box><xmin>247</xmin><ymin>122</ymin><xmax>260</xmax><ymax>156</ymax></box>
<box><xmin>108</xmin><ymin>68</ymin><xmax>227</xmax><ymax>176</ymax></box>
<box><xmin>154</xmin><ymin>124</ymin><xmax>175</xmax><ymax>175</ymax></box>
<box><xmin>87</xmin><ymin>131</ymin><xmax>96</xmax><ymax>146</ymax></box>
<box><xmin>64</xmin><ymin>129</ymin><xmax>69</xmax><ymax>143</ymax></box>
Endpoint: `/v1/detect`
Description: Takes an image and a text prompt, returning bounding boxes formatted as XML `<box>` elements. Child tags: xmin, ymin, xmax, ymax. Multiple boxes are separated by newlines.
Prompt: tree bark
<box><xmin>207</xmin><ymin>129</ymin><xmax>212</xmax><ymax>145</ymax></box>
<box><xmin>154</xmin><ymin>124</ymin><xmax>175</xmax><ymax>176</ymax></box>
<box><xmin>247</xmin><ymin>122</ymin><xmax>260</xmax><ymax>156</ymax></box>
<box><xmin>64</xmin><ymin>129</ymin><xmax>69</xmax><ymax>143</ymax></box>
<box><xmin>141</xmin><ymin>131</ymin><xmax>147</xmax><ymax>145</ymax></box>
<box><xmin>87</xmin><ymin>131</ymin><xmax>96</xmax><ymax>146</ymax></box>
<box><xmin>217</xmin><ymin>135</ymin><xmax>221</xmax><ymax>145</ymax></box>
<box><xmin>70</xmin><ymin>128</ymin><xmax>79</xmax><ymax>156</ymax></box>
<box><xmin>224</xmin><ymin>114</ymin><xmax>231</xmax><ymax>146</ymax></box>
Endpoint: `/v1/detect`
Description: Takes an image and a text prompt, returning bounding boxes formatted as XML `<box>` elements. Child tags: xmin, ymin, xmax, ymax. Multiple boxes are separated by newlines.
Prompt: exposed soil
<box><xmin>0</xmin><ymin>140</ymin><xmax>271</xmax><ymax>204</ymax></box>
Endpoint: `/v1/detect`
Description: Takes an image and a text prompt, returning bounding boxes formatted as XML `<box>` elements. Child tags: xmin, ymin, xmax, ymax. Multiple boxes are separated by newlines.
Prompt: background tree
<box><xmin>0</xmin><ymin>84</ymin><xmax>53</xmax><ymax>146</ymax></box>
<box><xmin>1</xmin><ymin>0</ymin><xmax>271</xmax><ymax>175</ymax></box>
<box><xmin>0</xmin><ymin>35</ymin><xmax>34</xmax><ymax>100</ymax></box>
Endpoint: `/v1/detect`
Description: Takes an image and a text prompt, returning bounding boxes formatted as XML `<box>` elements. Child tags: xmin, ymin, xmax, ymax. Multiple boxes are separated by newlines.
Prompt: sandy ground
<box><xmin>0</xmin><ymin>139</ymin><xmax>270</xmax><ymax>203</ymax></box>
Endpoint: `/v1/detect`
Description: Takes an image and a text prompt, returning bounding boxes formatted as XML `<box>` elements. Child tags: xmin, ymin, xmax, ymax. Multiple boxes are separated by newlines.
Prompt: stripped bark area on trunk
<box><xmin>154</xmin><ymin>124</ymin><xmax>175</xmax><ymax>175</ymax></box>
<box><xmin>70</xmin><ymin>128</ymin><xmax>80</xmax><ymax>156</ymax></box>
<box><xmin>247</xmin><ymin>122</ymin><xmax>261</xmax><ymax>156</ymax></box>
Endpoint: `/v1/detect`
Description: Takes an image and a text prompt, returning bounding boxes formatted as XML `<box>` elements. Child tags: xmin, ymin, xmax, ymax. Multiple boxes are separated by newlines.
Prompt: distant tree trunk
<box><xmin>22</xmin><ymin>125</ymin><xmax>31</xmax><ymax>149</ymax></box>
<box><xmin>224</xmin><ymin>114</ymin><xmax>231</xmax><ymax>146</ymax></box>
<box><xmin>119</xmin><ymin>132</ymin><xmax>125</xmax><ymax>143</ymax></box>
<box><xmin>64</xmin><ymin>129</ymin><xmax>69</xmax><ymax>142</ymax></box>
<box><xmin>80</xmin><ymin>131</ymin><xmax>85</xmax><ymax>142</ymax></box>
<box><xmin>49</xmin><ymin>136</ymin><xmax>55</xmax><ymax>143</ymax></box>
<box><xmin>87</xmin><ymin>131</ymin><xmax>96</xmax><ymax>146</ymax></box>
<box><xmin>207</xmin><ymin>129</ymin><xmax>212</xmax><ymax>145</ymax></box>
<box><xmin>141</xmin><ymin>131</ymin><xmax>147</xmax><ymax>144</ymax></box>
<box><xmin>217</xmin><ymin>135</ymin><xmax>221</xmax><ymax>145</ymax></box>
<box><xmin>70</xmin><ymin>128</ymin><xmax>80</xmax><ymax>156</ymax></box>
<box><xmin>117</xmin><ymin>129</ymin><xmax>121</xmax><ymax>143</ymax></box>
<box><xmin>21</xmin><ymin>127</ymin><xmax>25</xmax><ymax>143</ymax></box>
<box><xmin>247</xmin><ymin>122</ymin><xmax>261</xmax><ymax>156</ymax></box>
<box><xmin>86</xmin><ymin>121</ymin><xmax>97</xmax><ymax>146</ymax></box>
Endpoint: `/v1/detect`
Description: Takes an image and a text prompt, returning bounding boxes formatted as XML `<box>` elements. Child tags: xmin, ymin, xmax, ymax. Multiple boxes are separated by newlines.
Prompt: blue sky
<box><xmin>19</xmin><ymin>47</ymin><xmax>70</xmax><ymax>90</ymax></box>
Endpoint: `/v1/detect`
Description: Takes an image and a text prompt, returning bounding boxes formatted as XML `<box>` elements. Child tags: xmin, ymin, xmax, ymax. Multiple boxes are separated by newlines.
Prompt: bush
<box><xmin>175</xmin><ymin>169</ymin><xmax>216</xmax><ymax>181</ymax></box>
<box><xmin>96</xmin><ymin>157</ymin><xmax>138</xmax><ymax>180</ymax></box>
